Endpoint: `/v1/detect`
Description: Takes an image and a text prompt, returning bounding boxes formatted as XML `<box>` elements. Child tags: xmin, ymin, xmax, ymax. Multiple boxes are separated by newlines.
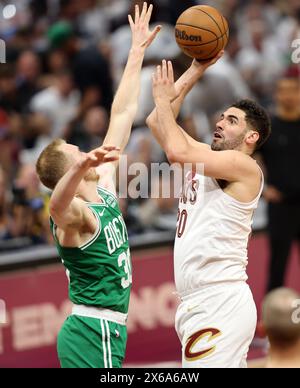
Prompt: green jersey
<box><xmin>50</xmin><ymin>186</ymin><xmax>131</xmax><ymax>314</ymax></box>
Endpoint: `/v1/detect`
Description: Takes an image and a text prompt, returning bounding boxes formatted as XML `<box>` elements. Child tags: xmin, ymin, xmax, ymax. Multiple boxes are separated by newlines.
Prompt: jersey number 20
<box><xmin>177</xmin><ymin>209</ymin><xmax>188</xmax><ymax>238</ymax></box>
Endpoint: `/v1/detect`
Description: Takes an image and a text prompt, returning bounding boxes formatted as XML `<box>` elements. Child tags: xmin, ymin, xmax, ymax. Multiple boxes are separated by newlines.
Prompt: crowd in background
<box><xmin>0</xmin><ymin>0</ymin><xmax>299</xmax><ymax>251</ymax></box>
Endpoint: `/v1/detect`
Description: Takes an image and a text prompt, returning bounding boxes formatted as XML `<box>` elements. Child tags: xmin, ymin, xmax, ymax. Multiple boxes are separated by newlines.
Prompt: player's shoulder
<box><xmin>49</xmin><ymin>196</ymin><xmax>91</xmax><ymax>229</ymax></box>
<box><xmin>96</xmin><ymin>163</ymin><xmax>117</xmax><ymax>197</ymax></box>
<box><xmin>222</xmin><ymin>150</ymin><xmax>262</xmax><ymax>182</ymax></box>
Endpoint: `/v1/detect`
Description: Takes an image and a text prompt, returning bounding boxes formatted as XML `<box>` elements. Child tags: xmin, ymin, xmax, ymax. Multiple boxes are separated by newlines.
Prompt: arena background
<box><xmin>0</xmin><ymin>0</ymin><xmax>299</xmax><ymax>368</ymax></box>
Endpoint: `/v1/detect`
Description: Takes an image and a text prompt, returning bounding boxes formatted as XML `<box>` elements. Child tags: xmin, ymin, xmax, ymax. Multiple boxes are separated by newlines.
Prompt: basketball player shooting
<box><xmin>147</xmin><ymin>56</ymin><xmax>271</xmax><ymax>368</ymax></box>
<box><xmin>36</xmin><ymin>3</ymin><xmax>160</xmax><ymax>368</ymax></box>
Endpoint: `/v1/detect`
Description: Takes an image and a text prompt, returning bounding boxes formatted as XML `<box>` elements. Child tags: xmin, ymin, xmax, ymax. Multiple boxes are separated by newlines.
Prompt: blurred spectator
<box><xmin>276</xmin><ymin>0</ymin><xmax>300</xmax><ymax>64</ymax></box>
<box><xmin>0</xmin><ymin>0</ymin><xmax>299</xmax><ymax>249</ymax></box>
<box><xmin>77</xmin><ymin>0</ymin><xmax>112</xmax><ymax>42</ymax></box>
<box><xmin>0</xmin><ymin>65</ymin><xmax>19</xmax><ymax>112</ymax></box>
<box><xmin>4</xmin><ymin>163</ymin><xmax>49</xmax><ymax>244</ymax></box>
<box><xmin>66</xmin><ymin>106</ymin><xmax>108</xmax><ymax>152</ymax></box>
<box><xmin>16</xmin><ymin>50</ymin><xmax>41</xmax><ymax>112</ymax></box>
<box><xmin>0</xmin><ymin>165</ymin><xmax>9</xmax><ymax>239</ymax></box>
<box><xmin>46</xmin><ymin>49</ymin><xmax>69</xmax><ymax>74</ymax></box>
<box><xmin>47</xmin><ymin>21</ymin><xmax>113</xmax><ymax>111</ymax></box>
<box><xmin>30</xmin><ymin>69</ymin><xmax>80</xmax><ymax>138</ymax></box>
<box><xmin>0</xmin><ymin>109</ymin><xmax>20</xmax><ymax>180</ymax></box>
<box><xmin>236</xmin><ymin>19</ymin><xmax>283</xmax><ymax>102</ymax></box>
<box><xmin>260</xmin><ymin>73</ymin><xmax>300</xmax><ymax>291</ymax></box>
<box><xmin>134</xmin><ymin>174</ymin><xmax>178</xmax><ymax>232</ymax></box>
<box><xmin>261</xmin><ymin>287</ymin><xmax>300</xmax><ymax>368</ymax></box>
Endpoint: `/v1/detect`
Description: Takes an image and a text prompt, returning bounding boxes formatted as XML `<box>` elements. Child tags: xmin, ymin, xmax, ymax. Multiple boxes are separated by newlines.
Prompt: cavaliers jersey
<box><xmin>174</xmin><ymin>169</ymin><xmax>264</xmax><ymax>295</ymax></box>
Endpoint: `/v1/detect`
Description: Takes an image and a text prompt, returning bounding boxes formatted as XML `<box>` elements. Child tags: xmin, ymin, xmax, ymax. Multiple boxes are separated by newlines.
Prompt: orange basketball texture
<box><xmin>175</xmin><ymin>5</ymin><xmax>229</xmax><ymax>60</ymax></box>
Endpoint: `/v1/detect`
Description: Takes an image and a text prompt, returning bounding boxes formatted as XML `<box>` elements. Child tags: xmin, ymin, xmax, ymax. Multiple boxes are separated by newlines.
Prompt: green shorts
<box><xmin>57</xmin><ymin>315</ymin><xmax>127</xmax><ymax>368</ymax></box>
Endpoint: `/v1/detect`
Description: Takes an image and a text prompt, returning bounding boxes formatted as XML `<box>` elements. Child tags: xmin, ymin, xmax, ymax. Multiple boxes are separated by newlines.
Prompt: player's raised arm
<box><xmin>102</xmin><ymin>3</ymin><xmax>161</xmax><ymax>158</ymax></box>
<box><xmin>152</xmin><ymin>60</ymin><xmax>261</xmax><ymax>182</ymax></box>
<box><xmin>146</xmin><ymin>52</ymin><xmax>223</xmax><ymax>147</ymax></box>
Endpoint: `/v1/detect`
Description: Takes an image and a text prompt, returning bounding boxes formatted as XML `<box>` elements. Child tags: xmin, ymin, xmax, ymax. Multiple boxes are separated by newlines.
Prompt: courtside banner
<box><xmin>0</xmin><ymin>247</ymin><xmax>180</xmax><ymax>368</ymax></box>
<box><xmin>0</xmin><ymin>235</ymin><xmax>299</xmax><ymax>368</ymax></box>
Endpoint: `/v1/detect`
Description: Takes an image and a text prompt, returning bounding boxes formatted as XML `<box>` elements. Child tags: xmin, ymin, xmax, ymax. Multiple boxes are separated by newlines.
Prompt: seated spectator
<box><xmin>47</xmin><ymin>21</ymin><xmax>113</xmax><ymax>111</ymax></box>
<box><xmin>0</xmin><ymin>165</ymin><xmax>9</xmax><ymax>239</ymax></box>
<box><xmin>134</xmin><ymin>174</ymin><xmax>178</xmax><ymax>232</ymax></box>
<box><xmin>16</xmin><ymin>50</ymin><xmax>41</xmax><ymax>112</ymax></box>
<box><xmin>4</xmin><ymin>163</ymin><xmax>50</xmax><ymax>244</ymax></box>
<box><xmin>66</xmin><ymin>106</ymin><xmax>108</xmax><ymax>152</ymax></box>
<box><xmin>30</xmin><ymin>69</ymin><xmax>80</xmax><ymax>138</ymax></box>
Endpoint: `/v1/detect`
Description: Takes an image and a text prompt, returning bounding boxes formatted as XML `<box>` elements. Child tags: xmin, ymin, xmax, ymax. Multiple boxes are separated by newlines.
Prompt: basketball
<box><xmin>175</xmin><ymin>5</ymin><xmax>229</xmax><ymax>61</ymax></box>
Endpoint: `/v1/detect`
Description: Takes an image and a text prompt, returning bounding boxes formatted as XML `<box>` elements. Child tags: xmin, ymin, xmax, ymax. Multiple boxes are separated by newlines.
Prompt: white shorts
<box><xmin>175</xmin><ymin>282</ymin><xmax>257</xmax><ymax>368</ymax></box>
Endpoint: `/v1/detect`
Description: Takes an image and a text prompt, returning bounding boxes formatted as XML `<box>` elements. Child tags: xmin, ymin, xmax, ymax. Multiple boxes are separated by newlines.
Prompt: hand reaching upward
<box><xmin>152</xmin><ymin>60</ymin><xmax>183</xmax><ymax>104</ymax></box>
<box><xmin>78</xmin><ymin>146</ymin><xmax>120</xmax><ymax>170</ymax></box>
<box><xmin>129</xmin><ymin>3</ymin><xmax>161</xmax><ymax>50</ymax></box>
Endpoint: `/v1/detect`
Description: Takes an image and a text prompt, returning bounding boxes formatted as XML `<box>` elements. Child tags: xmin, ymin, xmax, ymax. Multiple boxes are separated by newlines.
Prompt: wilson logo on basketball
<box><xmin>185</xmin><ymin>328</ymin><xmax>221</xmax><ymax>361</ymax></box>
<box><xmin>175</xmin><ymin>29</ymin><xmax>202</xmax><ymax>42</ymax></box>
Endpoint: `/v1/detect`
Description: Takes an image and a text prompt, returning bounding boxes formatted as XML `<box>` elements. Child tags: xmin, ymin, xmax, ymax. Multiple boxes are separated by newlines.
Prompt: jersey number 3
<box><xmin>118</xmin><ymin>248</ymin><xmax>132</xmax><ymax>289</ymax></box>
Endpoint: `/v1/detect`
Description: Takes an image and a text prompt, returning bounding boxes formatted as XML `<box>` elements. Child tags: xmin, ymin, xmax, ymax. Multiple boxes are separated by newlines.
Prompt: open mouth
<box><xmin>214</xmin><ymin>132</ymin><xmax>223</xmax><ymax>139</ymax></box>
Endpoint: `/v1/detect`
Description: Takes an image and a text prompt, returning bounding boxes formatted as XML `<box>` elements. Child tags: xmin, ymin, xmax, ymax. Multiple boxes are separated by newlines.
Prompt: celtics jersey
<box><xmin>50</xmin><ymin>186</ymin><xmax>131</xmax><ymax>314</ymax></box>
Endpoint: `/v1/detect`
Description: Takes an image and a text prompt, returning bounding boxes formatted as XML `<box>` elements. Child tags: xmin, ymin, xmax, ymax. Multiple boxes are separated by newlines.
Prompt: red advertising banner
<box><xmin>0</xmin><ymin>235</ymin><xmax>299</xmax><ymax>368</ymax></box>
<box><xmin>0</xmin><ymin>246</ymin><xmax>180</xmax><ymax>368</ymax></box>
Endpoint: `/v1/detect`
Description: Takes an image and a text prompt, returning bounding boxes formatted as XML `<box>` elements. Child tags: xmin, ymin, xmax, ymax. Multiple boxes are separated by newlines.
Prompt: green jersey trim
<box><xmin>50</xmin><ymin>217</ymin><xmax>59</xmax><ymax>244</ymax></box>
<box><xmin>79</xmin><ymin>206</ymin><xmax>102</xmax><ymax>250</ymax></box>
<box><xmin>97</xmin><ymin>185</ymin><xmax>118</xmax><ymax>201</ymax></box>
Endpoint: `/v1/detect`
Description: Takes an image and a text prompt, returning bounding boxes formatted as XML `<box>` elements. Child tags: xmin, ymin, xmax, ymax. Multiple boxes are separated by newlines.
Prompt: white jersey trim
<box><xmin>212</xmin><ymin>166</ymin><xmax>264</xmax><ymax>207</ymax></box>
<box><xmin>79</xmin><ymin>206</ymin><xmax>102</xmax><ymax>250</ymax></box>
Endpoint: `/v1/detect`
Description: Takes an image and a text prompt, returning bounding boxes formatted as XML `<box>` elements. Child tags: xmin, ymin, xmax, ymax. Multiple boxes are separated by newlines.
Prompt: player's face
<box><xmin>60</xmin><ymin>143</ymin><xmax>82</xmax><ymax>164</ymax></box>
<box><xmin>212</xmin><ymin>108</ymin><xmax>248</xmax><ymax>151</ymax></box>
<box><xmin>59</xmin><ymin>143</ymin><xmax>99</xmax><ymax>182</ymax></box>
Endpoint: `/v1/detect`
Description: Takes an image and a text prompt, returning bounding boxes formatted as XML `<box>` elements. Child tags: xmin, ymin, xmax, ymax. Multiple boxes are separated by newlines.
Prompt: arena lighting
<box><xmin>3</xmin><ymin>4</ymin><xmax>16</xmax><ymax>20</ymax></box>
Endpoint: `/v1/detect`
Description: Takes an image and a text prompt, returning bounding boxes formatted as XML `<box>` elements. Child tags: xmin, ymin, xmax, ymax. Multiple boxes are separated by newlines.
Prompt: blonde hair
<box><xmin>36</xmin><ymin>139</ymin><xmax>68</xmax><ymax>190</ymax></box>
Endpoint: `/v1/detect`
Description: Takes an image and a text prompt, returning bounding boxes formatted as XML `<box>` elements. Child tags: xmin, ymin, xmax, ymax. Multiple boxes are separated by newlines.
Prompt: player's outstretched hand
<box><xmin>128</xmin><ymin>2</ymin><xmax>161</xmax><ymax>50</ymax></box>
<box><xmin>152</xmin><ymin>59</ymin><xmax>186</xmax><ymax>104</ymax></box>
<box><xmin>191</xmin><ymin>49</ymin><xmax>225</xmax><ymax>76</ymax></box>
<box><xmin>79</xmin><ymin>146</ymin><xmax>120</xmax><ymax>169</ymax></box>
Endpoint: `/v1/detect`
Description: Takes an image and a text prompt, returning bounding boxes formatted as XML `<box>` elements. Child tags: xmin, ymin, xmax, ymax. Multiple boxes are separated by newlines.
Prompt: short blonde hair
<box><xmin>36</xmin><ymin>139</ymin><xmax>68</xmax><ymax>190</ymax></box>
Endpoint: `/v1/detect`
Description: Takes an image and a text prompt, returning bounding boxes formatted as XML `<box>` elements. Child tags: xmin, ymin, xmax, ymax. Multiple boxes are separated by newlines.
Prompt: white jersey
<box><xmin>174</xmin><ymin>169</ymin><xmax>264</xmax><ymax>295</ymax></box>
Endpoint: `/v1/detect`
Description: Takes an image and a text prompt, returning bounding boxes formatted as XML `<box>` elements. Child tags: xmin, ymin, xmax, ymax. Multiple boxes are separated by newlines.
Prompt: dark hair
<box><xmin>231</xmin><ymin>99</ymin><xmax>271</xmax><ymax>151</ymax></box>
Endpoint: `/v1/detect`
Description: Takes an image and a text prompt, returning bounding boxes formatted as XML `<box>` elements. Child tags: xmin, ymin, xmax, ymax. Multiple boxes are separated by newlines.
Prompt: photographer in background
<box><xmin>3</xmin><ymin>163</ymin><xmax>50</xmax><ymax>246</ymax></box>
<box><xmin>260</xmin><ymin>71</ymin><xmax>300</xmax><ymax>291</ymax></box>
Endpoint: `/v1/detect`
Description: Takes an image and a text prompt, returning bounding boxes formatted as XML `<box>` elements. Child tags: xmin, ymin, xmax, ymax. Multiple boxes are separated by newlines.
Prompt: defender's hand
<box><xmin>129</xmin><ymin>3</ymin><xmax>161</xmax><ymax>50</ymax></box>
<box><xmin>79</xmin><ymin>146</ymin><xmax>120</xmax><ymax>169</ymax></box>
